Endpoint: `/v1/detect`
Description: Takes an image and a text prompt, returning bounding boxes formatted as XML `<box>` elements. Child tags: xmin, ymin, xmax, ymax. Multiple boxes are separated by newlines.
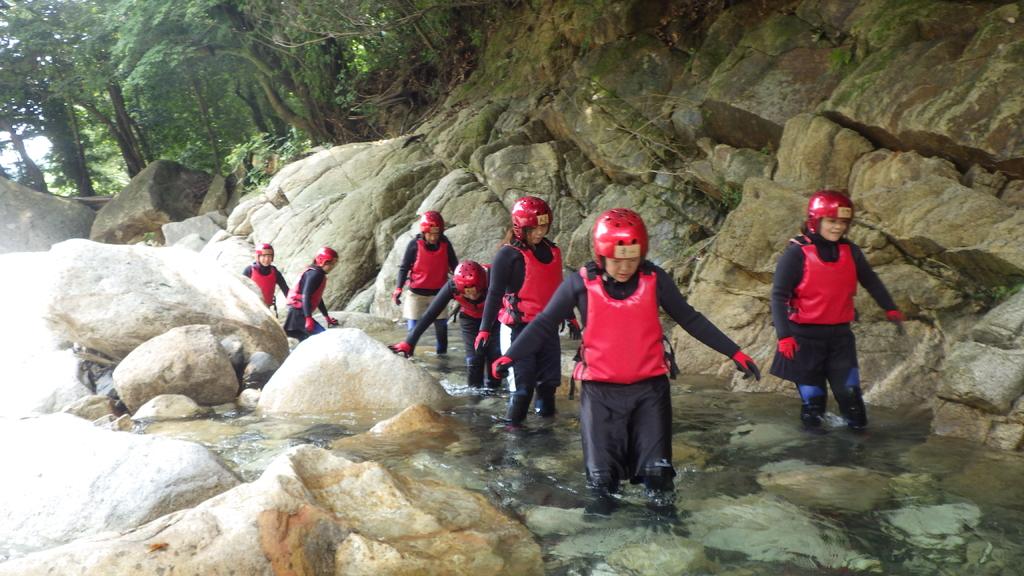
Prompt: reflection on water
<box><xmin>141</xmin><ymin>332</ymin><xmax>1024</xmax><ymax>575</ymax></box>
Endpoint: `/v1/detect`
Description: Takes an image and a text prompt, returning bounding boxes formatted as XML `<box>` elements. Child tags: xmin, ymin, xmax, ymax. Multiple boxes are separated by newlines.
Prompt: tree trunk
<box><xmin>0</xmin><ymin>117</ymin><xmax>49</xmax><ymax>193</ymax></box>
<box><xmin>44</xmin><ymin>99</ymin><xmax>95</xmax><ymax>197</ymax></box>
<box><xmin>106</xmin><ymin>82</ymin><xmax>147</xmax><ymax>176</ymax></box>
<box><xmin>234</xmin><ymin>81</ymin><xmax>272</xmax><ymax>135</ymax></box>
<box><xmin>191</xmin><ymin>73</ymin><xmax>222</xmax><ymax>171</ymax></box>
<box><xmin>254</xmin><ymin>74</ymin><xmax>324</xmax><ymax>141</ymax></box>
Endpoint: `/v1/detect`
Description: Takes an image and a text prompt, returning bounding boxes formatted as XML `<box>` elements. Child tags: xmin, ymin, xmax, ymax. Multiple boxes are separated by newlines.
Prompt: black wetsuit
<box><xmin>403</xmin><ymin>280</ymin><xmax>501</xmax><ymax>387</ymax></box>
<box><xmin>769</xmin><ymin>232</ymin><xmax>897</xmax><ymax>428</ymax></box>
<box><xmin>283</xmin><ymin>267</ymin><xmax>331</xmax><ymax>341</ymax></box>
<box><xmin>504</xmin><ymin>261</ymin><xmax>741</xmax><ymax>491</ymax></box>
<box><xmin>481</xmin><ymin>239</ymin><xmax>567</xmax><ymax>420</ymax></box>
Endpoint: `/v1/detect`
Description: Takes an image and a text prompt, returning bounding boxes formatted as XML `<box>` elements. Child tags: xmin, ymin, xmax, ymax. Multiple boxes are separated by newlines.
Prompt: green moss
<box><xmin>740</xmin><ymin>14</ymin><xmax>814</xmax><ymax>56</ymax></box>
<box><xmin>848</xmin><ymin>0</ymin><xmax>957</xmax><ymax>52</ymax></box>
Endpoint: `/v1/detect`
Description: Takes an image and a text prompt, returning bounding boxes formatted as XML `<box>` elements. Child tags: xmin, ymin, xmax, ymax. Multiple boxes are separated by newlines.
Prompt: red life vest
<box><xmin>498</xmin><ymin>243</ymin><xmax>563</xmax><ymax>325</ymax></box>
<box><xmin>788</xmin><ymin>240</ymin><xmax>857</xmax><ymax>324</ymax></box>
<box><xmin>287</xmin><ymin>267</ymin><xmax>327</xmax><ymax>311</ymax></box>
<box><xmin>453</xmin><ymin>289</ymin><xmax>485</xmax><ymax>319</ymax></box>
<box><xmin>408</xmin><ymin>237</ymin><xmax>450</xmax><ymax>290</ymax></box>
<box><xmin>573</xmin><ymin>267</ymin><xmax>667</xmax><ymax>384</ymax></box>
<box><xmin>248</xmin><ymin>263</ymin><xmax>278</xmax><ymax>306</ymax></box>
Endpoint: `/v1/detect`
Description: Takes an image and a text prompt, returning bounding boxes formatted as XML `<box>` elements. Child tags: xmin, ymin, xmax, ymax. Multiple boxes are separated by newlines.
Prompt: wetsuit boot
<box><xmin>642</xmin><ymin>460</ymin><xmax>678</xmax><ymax>519</ymax></box>
<box><xmin>534</xmin><ymin>386</ymin><xmax>557</xmax><ymax>417</ymax></box>
<box><xmin>504</xmin><ymin>394</ymin><xmax>531</xmax><ymax>428</ymax></box>
<box><xmin>798</xmin><ymin>384</ymin><xmax>827</xmax><ymax>429</ymax></box>
<box><xmin>584</xmin><ymin>473</ymin><xmax>620</xmax><ymax>518</ymax></box>
<box><xmin>837</xmin><ymin>372</ymin><xmax>868</xmax><ymax>431</ymax></box>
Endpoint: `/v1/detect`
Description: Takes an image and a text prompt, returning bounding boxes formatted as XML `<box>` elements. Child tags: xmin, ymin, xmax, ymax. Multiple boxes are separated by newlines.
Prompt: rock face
<box><xmin>91</xmin><ymin>160</ymin><xmax>213</xmax><ymax>244</ymax></box>
<box><xmin>0</xmin><ymin>176</ymin><xmax>95</xmax><ymax>253</ymax></box>
<box><xmin>0</xmin><ymin>414</ymin><xmax>239</xmax><ymax>559</ymax></box>
<box><xmin>219</xmin><ymin>0</ymin><xmax>1023</xmax><ymax>450</ymax></box>
<box><xmin>258</xmin><ymin>329</ymin><xmax>450</xmax><ymax>418</ymax></box>
<box><xmin>0</xmin><ymin>445</ymin><xmax>543</xmax><ymax>576</ymax></box>
<box><xmin>113</xmin><ymin>325</ymin><xmax>239</xmax><ymax>412</ymax></box>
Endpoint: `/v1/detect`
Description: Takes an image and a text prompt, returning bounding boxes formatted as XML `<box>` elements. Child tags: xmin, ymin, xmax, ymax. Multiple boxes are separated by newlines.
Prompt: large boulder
<box><xmin>258</xmin><ymin>328</ymin><xmax>450</xmax><ymax>418</ymax></box>
<box><xmin>0</xmin><ymin>414</ymin><xmax>239</xmax><ymax>559</ymax></box>
<box><xmin>90</xmin><ymin>160</ymin><xmax>213</xmax><ymax>244</ymax></box>
<box><xmin>161</xmin><ymin>212</ymin><xmax>225</xmax><ymax>249</ymax></box>
<box><xmin>113</xmin><ymin>325</ymin><xmax>240</xmax><ymax>412</ymax></box>
<box><xmin>42</xmin><ymin>239</ymin><xmax>287</xmax><ymax>362</ymax></box>
<box><xmin>756</xmin><ymin>459</ymin><xmax>891</xmax><ymax>512</ymax></box>
<box><xmin>0</xmin><ymin>445</ymin><xmax>543</xmax><ymax>576</ymax></box>
<box><xmin>0</xmin><ymin>240</ymin><xmax>286</xmax><ymax>418</ymax></box>
<box><xmin>0</xmin><ymin>176</ymin><xmax>95</xmax><ymax>253</ymax></box>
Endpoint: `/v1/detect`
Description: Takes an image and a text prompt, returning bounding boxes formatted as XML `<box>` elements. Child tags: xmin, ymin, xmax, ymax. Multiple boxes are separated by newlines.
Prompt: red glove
<box><xmin>886</xmin><ymin>310</ymin><xmax>905</xmax><ymax>335</ymax></box>
<box><xmin>391</xmin><ymin>287</ymin><xmax>403</xmax><ymax>306</ymax></box>
<box><xmin>389</xmin><ymin>342</ymin><xmax>413</xmax><ymax>357</ymax></box>
<box><xmin>778</xmin><ymin>337</ymin><xmax>798</xmax><ymax>360</ymax></box>
<box><xmin>731</xmin><ymin>350</ymin><xmax>761</xmax><ymax>381</ymax></box>
<box><xmin>304</xmin><ymin>316</ymin><xmax>315</xmax><ymax>332</ymax></box>
<box><xmin>325</xmin><ymin>315</ymin><xmax>338</xmax><ymax>327</ymax></box>
<box><xmin>491</xmin><ymin>356</ymin><xmax>513</xmax><ymax>379</ymax></box>
<box><xmin>474</xmin><ymin>331</ymin><xmax>490</xmax><ymax>355</ymax></box>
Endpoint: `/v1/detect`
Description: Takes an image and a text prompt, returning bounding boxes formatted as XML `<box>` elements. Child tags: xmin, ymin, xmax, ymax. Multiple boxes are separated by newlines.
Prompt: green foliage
<box><xmin>828</xmin><ymin>47</ymin><xmax>855</xmax><ymax>73</ymax></box>
<box><xmin>225</xmin><ymin>129</ymin><xmax>313</xmax><ymax>189</ymax></box>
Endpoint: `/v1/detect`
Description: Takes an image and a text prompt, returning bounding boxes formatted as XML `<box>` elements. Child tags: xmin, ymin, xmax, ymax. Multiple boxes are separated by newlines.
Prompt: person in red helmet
<box><xmin>388</xmin><ymin>260</ymin><xmax>502</xmax><ymax>388</ymax></box>
<box><xmin>476</xmin><ymin>196</ymin><xmax>581</xmax><ymax>427</ymax></box>
<box><xmin>242</xmin><ymin>243</ymin><xmax>290</xmax><ymax>311</ymax></box>
<box><xmin>283</xmin><ymin>246</ymin><xmax>339</xmax><ymax>341</ymax></box>
<box><xmin>490</xmin><ymin>208</ymin><xmax>759</xmax><ymax>515</ymax></box>
<box><xmin>770</xmin><ymin>189</ymin><xmax>904</xmax><ymax>431</ymax></box>
<box><xmin>393</xmin><ymin>211</ymin><xmax>458</xmax><ymax>354</ymax></box>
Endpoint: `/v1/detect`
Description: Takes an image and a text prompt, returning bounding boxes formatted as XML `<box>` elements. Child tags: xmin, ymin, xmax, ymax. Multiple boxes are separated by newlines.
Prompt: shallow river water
<box><xmin>141</xmin><ymin>328</ymin><xmax>1024</xmax><ymax>575</ymax></box>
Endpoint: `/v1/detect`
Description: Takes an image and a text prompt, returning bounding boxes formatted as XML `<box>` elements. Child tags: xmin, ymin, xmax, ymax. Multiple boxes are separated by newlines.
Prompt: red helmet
<box><xmin>806</xmin><ymin>189</ymin><xmax>854</xmax><ymax>234</ymax></box>
<box><xmin>255</xmin><ymin>243</ymin><xmax>274</xmax><ymax>256</ymax></box>
<box><xmin>452</xmin><ymin>260</ymin><xmax>488</xmax><ymax>295</ymax></box>
<box><xmin>419</xmin><ymin>211</ymin><xmax>444</xmax><ymax>234</ymax></box>
<box><xmin>511</xmin><ymin>196</ymin><xmax>553</xmax><ymax>240</ymax></box>
<box><xmin>314</xmin><ymin>246</ymin><xmax>338</xmax><ymax>266</ymax></box>
<box><xmin>592</xmin><ymin>208</ymin><xmax>648</xmax><ymax>261</ymax></box>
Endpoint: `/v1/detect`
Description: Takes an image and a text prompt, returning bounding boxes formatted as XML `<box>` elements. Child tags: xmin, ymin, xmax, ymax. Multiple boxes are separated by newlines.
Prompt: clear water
<box><xmin>140</xmin><ymin>328</ymin><xmax>1024</xmax><ymax>575</ymax></box>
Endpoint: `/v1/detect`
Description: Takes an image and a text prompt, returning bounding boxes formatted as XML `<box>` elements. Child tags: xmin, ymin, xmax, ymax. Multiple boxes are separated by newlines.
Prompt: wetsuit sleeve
<box><xmin>242</xmin><ymin>265</ymin><xmax>252</xmax><ymax>277</ymax></box>
<box><xmin>405</xmin><ymin>283</ymin><xmax>455</xmax><ymax>347</ymax></box>
<box><xmin>445</xmin><ymin>238</ymin><xmax>458</xmax><ymax>272</ymax></box>
<box><xmin>770</xmin><ymin>245</ymin><xmax>804</xmax><ymax>339</ymax></box>
<box><xmin>851</xmin><ymin>244</ymin><xmax>897</xmax><ymax>311</ymax></box>
<box><xmin>274</xmin><ymin>266</ymin><xmax>289</xmax><ymax>295</ymax></box>
<box><xmin>656</xmin><ymin>267</ymin><xmax>740</xmax><ymax>357</ymax></box>
<box><xmin>396</xmin><ymin>240</ymin><xmax>418</xmax><ymax>289</ymax></box>
<box><xmin>503</xmin><ymin>275</ymin><xmax>584</xmax><ymax>360</ymax></box>
<box><xmin>480</xmin><ymin>246</ymin><xmax>521</xmax><ymax>331</ymax></box>
<box><xmin>301</xmin><ymin>270</ymin><xmax>325</xmax><ymax>317</ymax></box>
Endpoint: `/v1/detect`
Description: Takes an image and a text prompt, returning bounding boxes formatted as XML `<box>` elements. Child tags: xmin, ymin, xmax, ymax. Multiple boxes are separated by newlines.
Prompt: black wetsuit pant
<box><xmin>579</xmin><ymin>376</ymin><xmax>676</xmax><ymax>492</ymax></box>
<box><xmin>769</xmin><ymin>323</ymin><xmax>866</xmax><ymax>428</ymax></box>
<box><xmin>458</xmin><ymin>315</ymin><xmax>500</xmax><ymax>388</ymax></box>
<box><xmin>500</xmin><ymin>322</ymin><xmax>561</xmax><ymax>423</ymax></box>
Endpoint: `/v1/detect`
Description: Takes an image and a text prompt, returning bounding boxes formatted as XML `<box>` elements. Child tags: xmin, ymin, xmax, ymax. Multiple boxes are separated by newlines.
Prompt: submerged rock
<box><xmin>881</xmin><ymin>502</ymin><xmax>982</xmax><ymax>550</ymax></box>
<box><xmin>684</xmin><ymin>493</ymin><xmax>881</xmax><ymax>571</ymax></box>
<box><xmin>756</xmin><ymin>459</ymin><xmax>890</xmax><ymax>512</ymax></box>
